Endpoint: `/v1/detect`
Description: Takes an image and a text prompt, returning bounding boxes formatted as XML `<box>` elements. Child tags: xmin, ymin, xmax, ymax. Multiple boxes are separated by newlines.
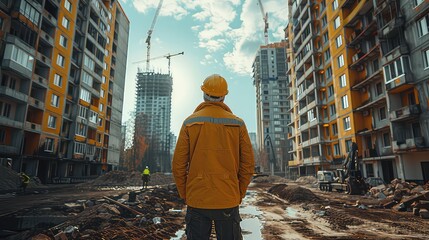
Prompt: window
<box><xmin>336</xmin><ymin>35</ymin><xmax>342</xmax><ymax>48</ymax></box>
<box><xmin>328</xmin><ymin>85</ymin><xmax>334</xmax><ymax>97</ymax></box>
<box><xmin>74</xmin><ymin>142</ymin><xmax>85</xmax><ymax>154</ymax></box>
<box><xmin>4</xmin><ymin>44</ymin><xmax>34</xmax><ymax>70</ymax></box>
<box><xmin>82</xmin><ymin>71</ymin><xmax>93</xmax><ymax>87</ymax></box>
<box><xmin>376</xmin><ymin>82</ymin><xmax>383</xmax><ymax>96</ymax></box>
<box><xmin>100</xmin><ymin>89</ymin><xmax>105</xmax><ymax>98</ymax></box>
<box><xmin>423</xmin><ymin>49</ymin><xmax>429</xmax><ymax>69</ymax></box>
<box><xmin>308</xmin><ymin>109</ymin><xmax>316</xmax><ymax>121</ymax></box>
<box><xmin>341</xmin><ymin>95</ymin><xmax>349</xmax><ymax>109</ymax></box>
<box><xmin>19</xmin><ymin>1</ymin><xmax>41</xmax><ymax>26</ymax></box>
<box><xmin>324</xmin><ymin>49</ymin><xmax>331</xmax><ymax>61</ymax></box>
<box><xmin>366</xmin><ymin>164</ymin><xmax>375</xmax><ymax>177</ymax></box>
<box><xmin>417</xmin><ymin>15</ymin><xmax>429</xmax><ymax>37</ymax></box>
<box><xmin>383</xmin><ymin>132</ymin><xmax>391</xmax><ymax>147</ymax></box>
<box><xmin>64</xmin><ymin>0</ymin><xmax>72</xmax><ymax>12</ymax></box>
<box><xmin>48</xmin><ymin>115</ymin><xmax>57</xmax><ymax>128</ymax></box>
<box><xmin>332</xmin><ymin>0</ymin><xmax>338</xmax><ymax>10</ymax></box>
<box><xmin>99</xmin><ymin>103</ymin><xmax>104</xmax><ymax>112</ymax></box>
<box><xmin>345</xmin><ymin>139</ymin><xmax>352</xmax><ymax>152</ymax></box>
<box><xmin>334</xmin><ymin>143</ymin><xmax>340</xmax><ymax>155</ymax></box>
<box><xmin>384</xmin><ymin>56</ymin><xmax>410</xmax><ymax>83</ymax></box>
<box><xmin>338</xmin><ymin>54</ymin><xmax>344</xmax><ymax>68</ymax></box>
<box><xmin>44</xmin><ymin>138</ymin><xmax>54</xmax><ymax>152</ymax></box>
<box><xmin>57</xmin><ymin>54</ymin><xmax>65</xmax><ymax>67</ymax></box>
<box><xmin>332</xmin><ymin>123</ymin><xmax>338</xmax><ymax>136</ymax></box>
<box><xmin>80</xmin><ymin>88</ymin><xmax>91</xmax><ymax>102</ymax></box>
<box><xmin>326</xmin><ymin>66</ymin><xmax>332</xmax><ymax>79</ymax></box>
<box><xmin>323</xmin><ymin>32</ymin><xmax>329</xmax><ymax>44</ymax></box>
<box><xmin>59</xmin><ymin>35</ymin><xmax>67</xmax><ymax>48</ymax></box>
<box><xmin>62</xmin><ymin>17</ymin><xmax>70</xmax><ymax>29</ymax></box>
<box><xmin>330</xmin><ymin>104</ymin><xmax>336</xmax><ymax>116</ymax></box>
<box><xmin>343</xmin><ymin>116</ymin><xmax>351</xmax><ymax>130</ymax></box>
<box><xmin>339</xmin><ymin>74</ymin><xmax>346</xmax><ymax>88</ymax></box>
<box><xmin>83</xmin><ymin>54</ymin><xmax>95</xmax><ymax>70</ymax></box>
<box><xmin>0</xmin><ymin>101</ymin><xmax>11</xmax><ymax>118</ymax></box>
<box><xmin>76</xmin><ymin>123</ymin><xmax>87</xmax><ymax>136</ymax></box>
<box><xmin>89</xmin><ymin>110</ymin><xmax>98</xmax><ymax>123</ymax></box>
<box><xmin>0</xmin><ymin>128</ymin><xmax>5</xmax><ymax>143</ymax></box>
<box><xmin>78</xmin><ymin>105</ymin><xmax>88</xmax><ymax>118</ymax></box>
<box><xmin>54</xmin><ymin>74</ymin><xmax>62</xmax><ymax>87</ymax></box>
<box><xmin>322</xmin><ymin>15</ymin><xmax>327</xmax><ymax>27</ymax></box>
<box><xmin>102</xmin><ymin>76</ymin><xmax>106</xmax><ymax>83</ymax></box>
<box><xmin>334</xmin><ymin>16</ymin><xmax>341</xmax><ymax>29</ymax></box>
<box><xmin>51</xmin><ymin>94</ymin><xmax>59</xmax><ymax>107</ymax></box>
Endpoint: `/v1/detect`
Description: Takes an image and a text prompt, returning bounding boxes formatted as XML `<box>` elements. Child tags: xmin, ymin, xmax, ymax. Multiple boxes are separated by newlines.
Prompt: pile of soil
<box><xmin>268</xmin><ymin>184</ymin><xmax>319</xmax><ymax>203</ymax></box>
<box><xmin>79</xmin><ymin>171</ymin><xmax>174</xmax><ymax>187</ymax></box>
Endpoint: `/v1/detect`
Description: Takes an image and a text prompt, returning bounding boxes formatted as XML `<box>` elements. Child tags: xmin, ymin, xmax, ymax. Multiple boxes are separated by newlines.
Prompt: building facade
<box><xmin>0</xmin><ymin>0</ymin><xmax>129</xmax><ymax>183</ymax></box>
<box><xmin>287</xmin><ymin>0</ymin><xmax>429</xmax><ymax>184</ymax></box>
<box><xmin>253</xmin><ymin>41</ymin><xmax>291</xmax><ymax>174</ymax></box>
<box><xmin>135</xmin><ymin>71</ymin><xmax>172</xmax><ymax>172</ymax></box>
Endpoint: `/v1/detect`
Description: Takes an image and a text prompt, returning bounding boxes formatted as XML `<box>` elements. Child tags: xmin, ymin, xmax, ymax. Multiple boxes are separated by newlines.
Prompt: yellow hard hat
<box><xmin>201</xmin><ymin>74</ymin><xmax>228</xmax><ymax>97</ymax></box>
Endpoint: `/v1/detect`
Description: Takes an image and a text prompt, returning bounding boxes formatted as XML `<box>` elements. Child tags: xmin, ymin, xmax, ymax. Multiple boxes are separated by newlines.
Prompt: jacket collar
<box><xmin>194</xmin><ymin>101</ymin><xmax>233</xmax><ymax>113</ymax></box>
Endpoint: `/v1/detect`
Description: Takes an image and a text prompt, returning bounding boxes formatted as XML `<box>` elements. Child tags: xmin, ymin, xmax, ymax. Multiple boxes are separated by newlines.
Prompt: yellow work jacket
<box><xmin>142</xmin><ymin>169</ymin><xmax>150</xmax><ymax>176</ymax></box>
<box><xmin>172</xmin><ymin>102</ymin><xmax>255</xmax><ymax>209</ymax></box>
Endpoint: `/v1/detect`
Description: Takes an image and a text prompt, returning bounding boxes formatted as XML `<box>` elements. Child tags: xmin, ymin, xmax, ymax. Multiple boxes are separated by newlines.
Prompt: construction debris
<box><xmin>268</xmin><ymin>184</ymin><xmax>319</xmax><ymax>203</ymax></box>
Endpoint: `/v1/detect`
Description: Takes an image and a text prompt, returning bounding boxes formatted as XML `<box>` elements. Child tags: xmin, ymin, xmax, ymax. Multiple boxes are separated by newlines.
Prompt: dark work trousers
<box><xmin>185</xmin><ymin>206</ymin><xmax>242</xmax><ymax>240</ymax></box>
<box><xmin>142</xmin><ymin>175</ymin><xmax>149</xmax><ymax>188</ymax></box>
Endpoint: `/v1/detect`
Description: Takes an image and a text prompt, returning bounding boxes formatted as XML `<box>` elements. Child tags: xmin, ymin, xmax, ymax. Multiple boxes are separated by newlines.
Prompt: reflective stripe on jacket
<box><xmin>172</xmin><ymin>102</ymin><xmax>255</xmax><ymax>209</ymax></box>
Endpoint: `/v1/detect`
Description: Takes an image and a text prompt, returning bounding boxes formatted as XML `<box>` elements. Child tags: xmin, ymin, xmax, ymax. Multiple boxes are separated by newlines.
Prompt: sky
<box><xmin>118</xmin><ymin>0</ymin><xmax>288</xmax><ymax>136</ymax></box>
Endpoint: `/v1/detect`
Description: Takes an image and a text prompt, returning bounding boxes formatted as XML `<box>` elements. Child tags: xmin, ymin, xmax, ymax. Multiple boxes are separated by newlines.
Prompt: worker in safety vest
<box><xmin>172</xmin><ymin>74</ymin><xmax>255</xmax><ymax>240</ymax></box>
<box><xmin>19</xmin><ymin>172</ymin><xmax>30</xmax><ymax>192</ymax></box>
<box><xmin>141</xmin><ymin>166</ymin><xmax>150</xmax><ymax>189</ymax></box>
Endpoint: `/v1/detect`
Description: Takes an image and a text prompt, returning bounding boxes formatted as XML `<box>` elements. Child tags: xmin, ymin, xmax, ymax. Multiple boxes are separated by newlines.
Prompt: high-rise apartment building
<box><xmin>287</xmin><ymin>0</ymin><xmax>429</xmax><ymax>184</ymax></box>
<box><xmin>135</xmin><ymin>72</ymin><xmax>172</xmax><ymax>172</ymax></box>
<box><xmin>0</xmin><ymin>0</ymin><xmax>129</xmax><ymax>182</ymax></box>
<box><xmin>252</xmin><ymin>41</ymin><xmax>291</xmax><ymax>173</ymax></box>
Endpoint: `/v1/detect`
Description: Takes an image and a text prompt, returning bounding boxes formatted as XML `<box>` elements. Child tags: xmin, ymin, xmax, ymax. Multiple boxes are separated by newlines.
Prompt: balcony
<box><xmin>0</xmin><ymin>144</ymin><xmax>20</xmax><ymax>155</ymax></box>
<box><xmin>39</xmin><ymin>30</ymin><xmax>54</xmax><ymax>47</ymax></box>
<box><xmin>349</xmin><ymin>45</ymin><xmax>380</xmax><ymax>70</ymax></box>
<box><xmin>32</xmin><ymin>74</ymin><xmax>48</xmax><ymax>88</ymax></box>
<box><xmin>389</xmin><ymin>104</ymin><xmax>421</xmax><ymax>122</ymax></box>
<box><xmin>347</xmin><ymin>21</ymin><xmax>377</xmax><ymax>48</ymax></box>
<box><xmin>42</xmin><ymin>10</ymin><xmax>57</xmax><ymax>26</ymax></box>
<box><xmin>352</xmin><ymin>69</ymin><xmax>383</xmax><ymax>90</ymax></box>
<box><xmin>28</xmin><ymin>97</ymin><xmax>45</xmax><ymax>109</ymax></box>
<box><xmin>363</xmin><ymin>148</ymin><xmax>378</xmax><ymax>158</ymax></box>
<box><xmin>393</xmin><ymin>137</ymin><xmax>425</xmax><ymax>151</ymax></box>
<box><xmin>35</xmin><ymin>52</ymin><xmax>52</xmax><ymax>67</ymax></box>
<box><xmin>379</xmin><ymin>17</ymin><xmax>405</xmax><ymax>39</ymax></box>
<box><xmin>0</xmin><ymin>86</ymin><xmax>28</xmax><ymax>103</ymax></box>
<box><xmin>385</xmin><ymin>74</ymin><xmax>413</xmax><ymax>92</ymax></box>
<box><xmin>24</xmin><ymin>121</ymin><xmax>42</xmax><ymax>132</ymax></box>
<box><xmin>355</xmin><ymin>95</ymin><xmax>386</xmax><ymax>112</ymax></box>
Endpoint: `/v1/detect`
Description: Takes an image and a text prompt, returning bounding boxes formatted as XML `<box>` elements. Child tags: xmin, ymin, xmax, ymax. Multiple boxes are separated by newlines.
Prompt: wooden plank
<box><xmin>103</xmin><ymin>196</ymin><xmax>143</xmax><ymax>216</ymax></box>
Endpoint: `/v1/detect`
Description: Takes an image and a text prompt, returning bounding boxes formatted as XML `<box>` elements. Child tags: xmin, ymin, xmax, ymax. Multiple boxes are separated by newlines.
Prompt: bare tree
<box><xmin>123</xmin><ymin>112</ymin><xmax>149</xmax><ymax>171</ymax></box>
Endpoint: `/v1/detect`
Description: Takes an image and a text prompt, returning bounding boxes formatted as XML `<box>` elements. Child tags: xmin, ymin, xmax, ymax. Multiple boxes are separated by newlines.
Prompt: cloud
<box><xmin>130</xmin><ymin>0</ymin><xmax>288</xmax><ymax>75</ymax></box>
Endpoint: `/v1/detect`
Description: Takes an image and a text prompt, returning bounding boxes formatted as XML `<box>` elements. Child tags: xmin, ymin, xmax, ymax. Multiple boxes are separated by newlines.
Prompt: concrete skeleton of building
<box><xmin>252</xmin><ymin>41</ymin><xmax>291</xmax><ymax>174</ymax></box>
<box><xmin>135</xmin><ymin>71</ymin><xmax>172</xmax><ymax>173</ymax></box>
<box><xmin>285</xmin><ymin>0</ymin><xmax>429</xmax><ymax>184</ymax></box>
<box><xmin>0</xmin><ymin>0</ymin><xmax>129</xmax><ymax>183</ymax></box>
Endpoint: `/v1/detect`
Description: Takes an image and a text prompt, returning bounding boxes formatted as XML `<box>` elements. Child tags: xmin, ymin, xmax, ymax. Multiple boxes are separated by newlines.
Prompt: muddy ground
<box><xmin>0</xmin><ymin>173</ymin><xmax>428</xmax><ymax>239</ymax></box>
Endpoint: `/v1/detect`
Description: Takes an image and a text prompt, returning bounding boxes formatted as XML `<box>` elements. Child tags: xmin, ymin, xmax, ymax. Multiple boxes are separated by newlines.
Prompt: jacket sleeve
<box><xmin>238</xmin><ymin>123</ymin><xmax>255</xmax><ymax>199</ymax></box>
<box><xmin>172</xmin><ymin>124</ymin><xmax>189</xmax><ymax>201</ymax></box>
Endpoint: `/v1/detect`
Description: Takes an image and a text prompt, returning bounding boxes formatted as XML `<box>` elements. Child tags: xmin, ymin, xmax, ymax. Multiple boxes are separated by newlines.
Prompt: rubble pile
<box><xmin>295</xmin><ymin>176</ymin><xmax>317</xmax><ymax>185</ymax></box>
<box><xmin>11</xmin><ymin>185</ymin><xmax>185</xmax><ymax>240</ymax></box>
<box><xmin>369</xmin><ymin>178</ymin><xmax>429</xmax><ymax>219</ymax></box>
<box><xmin>79</xmin><ymin>171</ymin><xmax>174</xmax><ymax>188</ymax></box>
<box><xmin>252</xmin><ymin>175</ymin><xmax>289</xmax><ymax>183</ymax></box>
<box><xmin>0</xmin><ymin>166</ymin><xmax>45</xmax><ymax>192</ymax></box>
<box><xmin>268</xmin><ymin>184</ymin><xmax>319</xmax><ymax>203</ymax></box>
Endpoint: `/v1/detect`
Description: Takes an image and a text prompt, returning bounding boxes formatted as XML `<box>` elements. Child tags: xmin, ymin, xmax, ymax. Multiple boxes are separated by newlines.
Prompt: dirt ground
<box><xmin>1</xmin><ymin>172</ymin><xmax>429</xmax><ymax>239</ymax></box>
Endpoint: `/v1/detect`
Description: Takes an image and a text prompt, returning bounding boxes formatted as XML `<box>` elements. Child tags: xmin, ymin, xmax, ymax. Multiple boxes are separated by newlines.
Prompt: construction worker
<box><xmin>172</xmin><ymin>74</ymin><xmax>255</xmax><ymax>240</ymax></box>
<box><xmin>19</xmin><ymin>172</ymin><xmax>30</xmax><ymax>193</ymax></box>
<box><xmin>141</xmin><ymin>166</ymin><xmax>150</xmax><ymax>189</ymax></box>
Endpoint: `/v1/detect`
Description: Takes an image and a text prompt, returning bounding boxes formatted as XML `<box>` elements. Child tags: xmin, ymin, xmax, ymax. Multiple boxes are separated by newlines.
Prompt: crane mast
<box><xmin>145</xmin><ymin>0</ymin><xmax>164</xmax><ymax>72</ymax></box>
<box><xmin>257</xmin><ymin>0</ymin><xmax>269</xmax><ymax>45</ymax></box>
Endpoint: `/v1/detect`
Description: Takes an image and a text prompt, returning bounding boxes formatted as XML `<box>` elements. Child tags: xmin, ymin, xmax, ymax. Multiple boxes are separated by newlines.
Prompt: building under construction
<box><xmin>135</xmin><ymin>71</ymin><xmax>172</xmax><ymax>172</ymax></box>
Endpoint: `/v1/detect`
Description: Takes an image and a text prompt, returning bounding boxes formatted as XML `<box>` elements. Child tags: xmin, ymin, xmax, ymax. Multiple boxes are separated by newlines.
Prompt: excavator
<box><xmin>317</xmin><ymin>142</ymin><xmax>368</xmax><ymax>195</ymax></box>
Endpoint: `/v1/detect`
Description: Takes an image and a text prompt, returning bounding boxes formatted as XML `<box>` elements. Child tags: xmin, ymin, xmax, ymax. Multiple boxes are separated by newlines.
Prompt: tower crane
<box><xmin>133</xmin><ymin>52</ymin><xmax>184</xmax><ymax>75</ymax></box>
<box><xmin>257</xmin><ymin>0</ymin><xmax>269</xmax><ymax>45</ymax></box>
<box><xmin>145</xmin><ymin>0</ymin><xmax>164</xmax><ymax>72</ymax></box>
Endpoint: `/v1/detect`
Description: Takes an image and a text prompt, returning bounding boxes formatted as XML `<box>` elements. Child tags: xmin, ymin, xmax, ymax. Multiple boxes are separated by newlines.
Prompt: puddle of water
<box><xmin>240</xmin><ymin>191</ymin><xmax>263</xmax><ymax>239</ymax></box>
<box><xmin>286</xmin><ymin>207</ymin><xmax>298</xmax><ymax>218</ymax></box>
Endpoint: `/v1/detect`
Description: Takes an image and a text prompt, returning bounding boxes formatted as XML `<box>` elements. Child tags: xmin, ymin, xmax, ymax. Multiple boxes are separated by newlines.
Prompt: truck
<box><xmin>317</xmin><ymin>142</ymin><xmax>368</xmax><ymax>195</ymax></box>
